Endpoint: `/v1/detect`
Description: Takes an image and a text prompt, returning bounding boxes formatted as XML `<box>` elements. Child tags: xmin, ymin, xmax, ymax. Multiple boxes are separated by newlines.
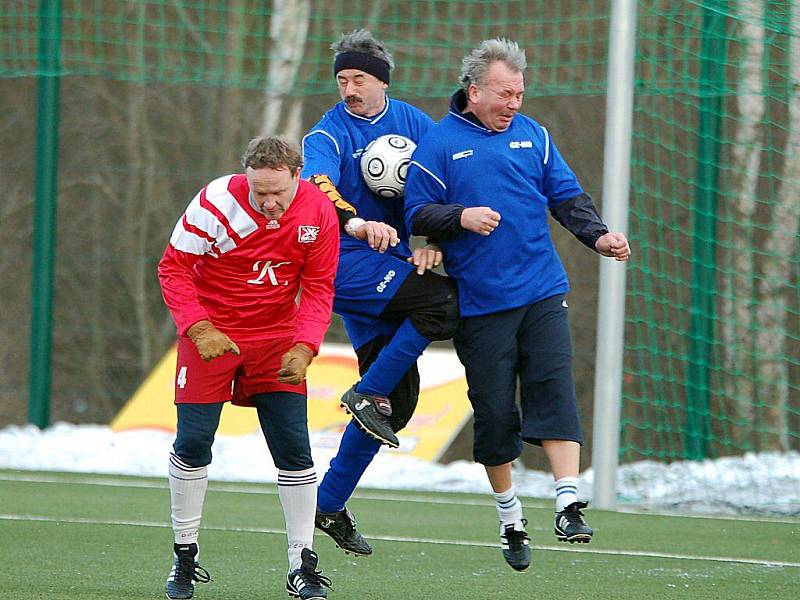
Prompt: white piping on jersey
<box><xmin>448</xmin><ymin>109</ymin><xmax>491</xmax><ymax>132</ymax></box>
<box><xmin>343</xmin><ymin>96</ymin><xmax>390</xmax><ymax>124</ymax></box>
<box><xmin>302</xmin><ymin>130</ymin><xmax>340</xmax><ymax>157</ymax></box>
<box><xmin>541</xmin><ymin>125</ymin><xmax>550</xmax><ymax>165</ymax></box>
<box><xmin>409</xmin><ymin>160</ymin><xmax>447</xmax><ymax>190</ymax></box>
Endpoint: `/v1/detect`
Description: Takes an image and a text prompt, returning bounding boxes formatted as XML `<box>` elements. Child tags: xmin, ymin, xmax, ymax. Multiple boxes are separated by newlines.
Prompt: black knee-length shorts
<box><xmin>454</xmin><ymin>293</ymin><xmax>583</xmax><ymax>466</ymax></box>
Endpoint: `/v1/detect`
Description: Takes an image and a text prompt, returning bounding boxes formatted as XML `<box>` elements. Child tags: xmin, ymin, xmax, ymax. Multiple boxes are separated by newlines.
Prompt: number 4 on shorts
<box><xmin>177</xmin><ymin>366</ymin><xmax>188</xmax><ymax>389</ymax></box>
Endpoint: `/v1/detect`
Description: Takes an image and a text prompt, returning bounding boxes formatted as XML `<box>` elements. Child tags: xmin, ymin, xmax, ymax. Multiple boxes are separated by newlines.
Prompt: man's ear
<box><xmin>467</xmin><ymin>83</ymin><xmax>480</xmax><ymax>104</ymax></box>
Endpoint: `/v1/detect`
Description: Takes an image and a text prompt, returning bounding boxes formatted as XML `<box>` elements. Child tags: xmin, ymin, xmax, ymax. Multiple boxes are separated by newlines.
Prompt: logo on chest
<box><xmin>509</xmin><ymin>140</ymin><xmax>533</xmax><ymax>149</ymax></box>
<box><xmin>247</xmin><ymin>260</ymin><xmax>290</xmax><ymax>286</ymax></box>
<box><xmin>298</xmin><ymin>226</ymin><xmax>319</xmax><ymax>243</ymax></box>
<box><xmin>452</xmin><ymin>149</ymin><xmax>474</xmax><ymax>161</ymax></box>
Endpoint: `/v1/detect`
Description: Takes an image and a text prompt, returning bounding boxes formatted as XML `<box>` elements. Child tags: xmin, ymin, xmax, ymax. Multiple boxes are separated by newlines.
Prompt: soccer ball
<box><xmin>360</xmin><ymin>134</ymin><xmax>417</xmax><ymax>199</ymax></box>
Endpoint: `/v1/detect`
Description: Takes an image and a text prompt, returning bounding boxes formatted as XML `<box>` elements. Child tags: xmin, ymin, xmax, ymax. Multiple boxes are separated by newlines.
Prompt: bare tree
<box><xmin>721</xmin><ymin>0</ymin><xmax>765</xmax><ymax>446</ymax></box>
<box><xmin>755</xmin><ymin>0</ymin><xmax>800</xmax><ymax>451</ymax></box>
<box><xmin>261</xmin><ymin>0</ymin><xmax>311</xmax><ymax>137</ymax></box>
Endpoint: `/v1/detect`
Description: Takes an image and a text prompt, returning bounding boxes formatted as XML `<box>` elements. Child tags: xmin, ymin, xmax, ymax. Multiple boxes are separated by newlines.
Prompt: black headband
<box><xmin>333</xmin><ymin>51</ymin><xmax>391</xmax><ymax>84</ymax></box>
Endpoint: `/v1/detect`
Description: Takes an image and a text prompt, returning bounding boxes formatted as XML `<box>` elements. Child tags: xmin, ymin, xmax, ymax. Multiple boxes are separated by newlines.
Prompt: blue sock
<box><xmin>356</xmin><ymin>319</ymin><xmax>430</xmax><ymax>397</ymax></box>
<box><xmin>317</xmin><ymin>421</ymin><xmax>382</xmax><ymax>513</ymax></box>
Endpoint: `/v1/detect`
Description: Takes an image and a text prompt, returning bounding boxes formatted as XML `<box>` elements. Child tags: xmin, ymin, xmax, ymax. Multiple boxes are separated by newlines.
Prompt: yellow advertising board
<box><xmin>111</xmin><ymin>344</ymin><xmax>471</xmax><ymax>462</ymax></box>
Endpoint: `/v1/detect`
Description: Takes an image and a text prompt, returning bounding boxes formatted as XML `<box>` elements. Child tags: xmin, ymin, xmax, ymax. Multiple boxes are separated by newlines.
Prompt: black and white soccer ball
<box><xmin>360</xmin><ymin>134</ymin><xmax>417</xmax><ymax>199</ymax></box>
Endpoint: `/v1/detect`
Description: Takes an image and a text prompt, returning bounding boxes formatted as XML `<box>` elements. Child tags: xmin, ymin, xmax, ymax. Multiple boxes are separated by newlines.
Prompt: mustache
<box><xmin>345</xmin><ymin>95</ymin><xmax>363</xmax><ymax>103</ymax></box>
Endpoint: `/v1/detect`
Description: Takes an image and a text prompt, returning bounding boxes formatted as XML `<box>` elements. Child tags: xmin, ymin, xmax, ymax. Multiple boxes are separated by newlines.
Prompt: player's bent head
<box><xmin>241</xmin><ymin>136</ymin><xmax>303</xmax><ymax>173</ymax></box>
<box><xmin>242</xmin><ymin>137</ymin><xmax>302</xmax><ymax>219</ymax></box>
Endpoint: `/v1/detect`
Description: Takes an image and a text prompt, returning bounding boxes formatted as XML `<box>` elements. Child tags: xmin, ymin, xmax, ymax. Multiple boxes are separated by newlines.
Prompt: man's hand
<box><xmin>348</xmin><ymin>219</ymin><xmax>399</xmax><ymax>253</ymax></box>
<box><xmin>407</xmin><ymin>244</ymin><xmax>443</xmax><ymax>274</ymax></box>
<box><xmin>595</xmin><ymin>232</ymin><xmax>631</xmax><ymax>261</ymax></box>
<box><xmin>460</xmin><ymin>207</ymin><xmax>501</xmax><ymax>236</ymax></box>
<box><xmin>186</xmin><ymin>320</ymin><xmax>240</xmax><ymax>361</ymax></box>
<box><xmin>277</xmin><ymin>343</ymin><xmax>315</xmax><ymax>385</ymax></box>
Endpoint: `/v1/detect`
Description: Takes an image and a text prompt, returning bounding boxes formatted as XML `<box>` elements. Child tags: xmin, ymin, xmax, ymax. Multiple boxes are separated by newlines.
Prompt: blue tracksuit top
<box><xmin>405</xmin><ymin>103</ymin><xmax>584</xmax><ymax>317</ymax></box>
<box><xmin>301</xmin><ymin>97</ymin><xmax>435</xmax><ymax>258</ymax></box>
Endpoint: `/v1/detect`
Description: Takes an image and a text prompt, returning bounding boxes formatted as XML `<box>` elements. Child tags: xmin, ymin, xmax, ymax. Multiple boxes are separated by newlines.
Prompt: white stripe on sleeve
<box><xmin>302</xmin><ymin>129</ymin><xmax>341</xmax><ymax>157</ymax></box>
<box><xmin>541</xmin><ymin>125</ymin><xmax>550</xmax><ymax>165</ymax></box>
<box><xmin>204</xmin><ymin>176</ymin><xmax>258</xmax><ymax>241</ymax></box>
<box><xmin>409</xmin><ymin>160</ymin><xmax>447</xmax><ymax>190</ymax></box>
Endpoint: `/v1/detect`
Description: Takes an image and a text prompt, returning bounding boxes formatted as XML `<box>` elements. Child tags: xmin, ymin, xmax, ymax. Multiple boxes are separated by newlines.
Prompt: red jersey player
<box><xmin>158</xmin><ymin>136</ymin><xmax>337</xmax><ymax>600</ymax></box>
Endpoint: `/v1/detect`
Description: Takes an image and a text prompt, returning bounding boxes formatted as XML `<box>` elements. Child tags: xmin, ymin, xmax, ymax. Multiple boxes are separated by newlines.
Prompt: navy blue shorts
<box><xmin>173</xmin><ymin>391</ymin><xmax>312</xmax><ymax>471</ymax></box>
<box><xmin>453</xmin><ymin>293</ymin><xmax>583</xmax><ymax>466</ymax></box>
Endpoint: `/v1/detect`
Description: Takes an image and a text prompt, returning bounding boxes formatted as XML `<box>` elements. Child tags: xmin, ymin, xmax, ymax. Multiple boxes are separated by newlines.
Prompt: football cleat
<box><xmin>165</xmin><ymin>543</ymin><xmax>211</xmax><ymax>599</ymax></box>
<box><xmin>340</xmin><ymin>384</ymin><xmax>399</xmax><ymax>448</ymax></box>
<box><xmin>500</xmin><ymin>519</ymin><xmax>532</xmax><ymax>572</ymax></box>
<box><xmin>554</xmin><ymin>501</ymin><xmax>594</xmax><ymax>543</ymax></box>
<box><xmin>315</xmin><ymin>507</ymin><xmax>373</xmax><ymax>556</ymax></box>
<box><xmin>286</xmin><ymin>548</ymin><xmax>333</xmax><ymax>600</ymax></box>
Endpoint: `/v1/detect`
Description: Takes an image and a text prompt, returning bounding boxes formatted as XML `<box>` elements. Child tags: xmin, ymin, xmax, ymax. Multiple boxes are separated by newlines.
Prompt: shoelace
<box><xmin>503</xmin><ymin>518</ymin><xmax>530</xmax><ymax>551</ymax></box>
<box><xmin>562</xmin><ymin>502</ymin><xmax>589</xmax><ymax>525</ymax></box>
<box><xmin>301</xmin><ymin>562</ymin><xmax>333</xmax><ymax>590</ymax></box>
<box><xmin>175</xmin><ymin>557</ymin><xmax>212</xmax><ymax>586</ymax></box>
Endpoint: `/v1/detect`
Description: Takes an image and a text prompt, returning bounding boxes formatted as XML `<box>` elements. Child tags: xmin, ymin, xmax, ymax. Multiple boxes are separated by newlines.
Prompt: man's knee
<box><xmin>173</xmin><ymin>429</ymin><xmax>215</xmax><ymax>467</ymax></box>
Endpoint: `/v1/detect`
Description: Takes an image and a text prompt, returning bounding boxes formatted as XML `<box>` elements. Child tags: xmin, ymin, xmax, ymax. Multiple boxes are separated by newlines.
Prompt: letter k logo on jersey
<box><xmin>297</xmin><ymin>226</ymin><xmax>319</xmax><ymax>243</ymax></box>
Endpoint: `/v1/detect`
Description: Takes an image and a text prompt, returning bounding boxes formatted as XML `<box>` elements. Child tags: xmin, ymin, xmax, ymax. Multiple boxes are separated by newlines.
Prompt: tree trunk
<box><xmin>222</xmin><ymin>0</ymin><xmax>247</xmax><ymax>164</ymax></box>
<box><xmin>721</xmin><ymin>0</ymin><xmax>764</xmax><ymax>447</ymax></box>
<box><xmin>261</xmin><ymin>0</ymin><xmax>311</xmax><ymax>136</ymax></box>
<box><xmin>755</xmin><ymin>1</ymin><xmax>800</xmax><ymax>451</ymax></box>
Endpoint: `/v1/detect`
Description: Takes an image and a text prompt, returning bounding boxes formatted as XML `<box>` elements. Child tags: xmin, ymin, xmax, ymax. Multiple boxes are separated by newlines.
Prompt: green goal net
<box><xmin>623</xmin><ymin>0</ymin><xmax>799</xmax><ymax>462</ymax></box>
<box><xmin>0</xmin><ymin>1</ymin><xmax>797</xmax><ymax>469</ymax></box>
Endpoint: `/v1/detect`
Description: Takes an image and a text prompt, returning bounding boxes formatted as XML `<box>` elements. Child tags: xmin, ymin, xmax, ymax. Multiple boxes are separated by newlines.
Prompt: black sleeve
<box><xmin>549</xmin><ymin>192</ymin><xmax>609</xmax><ymax>252</ymax></box>
<box><xmin>334</xmin><ymin>205</ymin><xmax>354</xmax><ymax>231</ymax></box>
<box><xmin>410</xmin><ymin>204</ymin><xmax>466</xmax><ymax>241</ymax></box>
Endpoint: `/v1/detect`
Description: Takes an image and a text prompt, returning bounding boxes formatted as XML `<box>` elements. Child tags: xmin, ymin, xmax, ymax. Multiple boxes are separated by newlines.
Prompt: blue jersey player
<box><xmin>406</xmin><ymin>39</ymin><xmax>631</xmax><ymax>572</ymax></box>
<box><xmin>302</xmin><ymin>29</ymin><xmax>459</xmax><ymax>556</ymax></box>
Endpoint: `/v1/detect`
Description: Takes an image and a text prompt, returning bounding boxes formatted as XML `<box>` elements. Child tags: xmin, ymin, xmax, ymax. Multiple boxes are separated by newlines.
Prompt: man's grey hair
<box><xmin>459</xmin><ymin>38</ymin><xmax>527</xmax><ymax>91</ymax></box>
<box><xmin>332</xmin><ymin>29</ymin><xmax>395</xmax><ymax>70</ymax></box>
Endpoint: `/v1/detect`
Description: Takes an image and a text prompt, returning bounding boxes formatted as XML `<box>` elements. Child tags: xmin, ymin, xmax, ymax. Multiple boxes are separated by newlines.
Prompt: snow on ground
<box><xmin>1</xmin><ymin>423</ymin><xmax>798</xmax><ymax>516</ymax></box>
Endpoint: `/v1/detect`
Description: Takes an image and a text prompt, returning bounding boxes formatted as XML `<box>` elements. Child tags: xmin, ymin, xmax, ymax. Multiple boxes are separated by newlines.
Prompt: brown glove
<box><xmin>277</xmin><ymin>343</ymin><xmax>315</xmax><ymax>384</ymax></box>
<box><xmin>186</xmin><ymin>320</ymin><xmax>240</xmax><ymax>361</ymax></box>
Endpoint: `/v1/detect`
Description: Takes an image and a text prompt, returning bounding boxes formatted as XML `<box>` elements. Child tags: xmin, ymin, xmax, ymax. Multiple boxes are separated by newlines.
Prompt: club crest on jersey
<box><xmin>266</xmin><ymin>219</ymin><xmax>280</xmax><ymax>229</ymax></box>
<box><xmin>298</xmin><ymin>226</ymin><xmax>319</xmax><ymax>243</ymax></box>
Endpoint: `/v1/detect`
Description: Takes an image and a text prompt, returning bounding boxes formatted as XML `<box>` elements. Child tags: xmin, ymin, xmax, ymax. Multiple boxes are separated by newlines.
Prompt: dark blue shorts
<box><xmin>453</xmin><ymin>293</ymin><xmax>583</xmax><ymax>466</ymax></box>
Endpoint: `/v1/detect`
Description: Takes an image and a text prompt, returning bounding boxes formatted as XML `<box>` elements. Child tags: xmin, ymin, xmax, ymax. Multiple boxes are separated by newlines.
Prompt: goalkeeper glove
<box><xmin>277</xmin><ymin>343</ymin><xmax>315</xmax><ymax>384</ymax></box>
<box><xmin>186</xmin><ymin>320</ymin><xmax>240</xmax><ymax>361</ymax></box>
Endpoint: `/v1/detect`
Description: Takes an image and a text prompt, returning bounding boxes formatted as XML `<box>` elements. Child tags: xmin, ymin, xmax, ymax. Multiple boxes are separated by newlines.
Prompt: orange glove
<box><xmin>277</xmin><ymin>343</ymin><xmax>315</xmax><ymax>384</ymax></box>
<box><xmin>186</xmin><ymin>320</ymin><xmax>240</xmax><ymax>361</ymax></box>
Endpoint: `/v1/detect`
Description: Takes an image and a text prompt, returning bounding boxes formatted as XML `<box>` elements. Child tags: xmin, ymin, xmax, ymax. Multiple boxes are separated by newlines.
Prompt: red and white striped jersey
<box><xmin>158</xmin><ymin>174</ymin><xmax>339</xmax><ymax>354</ymax></box>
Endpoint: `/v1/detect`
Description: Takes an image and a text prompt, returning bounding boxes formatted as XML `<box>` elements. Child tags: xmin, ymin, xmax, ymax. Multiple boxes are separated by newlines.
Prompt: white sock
<box><xmin>493</xmin><ymin>485</ymin><xmax>523</xmax><ymax>527</ymax></box>
<box><xmin>555</xmin><ymin>476</ymin><xmax>579</xmax><ymax>512</ymax></box>
<box><xmin>278</xmin><ymin>467</ymin><xmax>317</xmax><ymax>571</ymax></box>
<box><xmin>169</xmin><ymin>453</ymin><xmax>208</xmax><ymax>545</ymax></box>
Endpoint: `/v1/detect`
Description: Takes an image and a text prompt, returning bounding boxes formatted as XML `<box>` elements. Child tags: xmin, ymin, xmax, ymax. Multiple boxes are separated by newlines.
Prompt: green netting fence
<box><xmin>0</xmin><ymin>1</ymin><xmax>797</xmax><ymax>465</ymax></box>
<box><xmin>625</xmin><ymin>0</ymin><xmax>799</xmax><ymax>461</ymax></box>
